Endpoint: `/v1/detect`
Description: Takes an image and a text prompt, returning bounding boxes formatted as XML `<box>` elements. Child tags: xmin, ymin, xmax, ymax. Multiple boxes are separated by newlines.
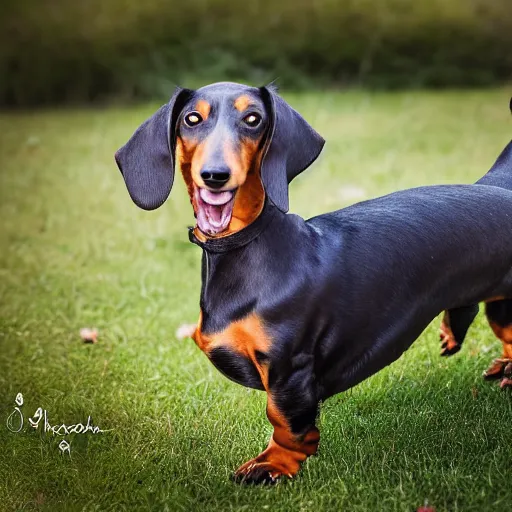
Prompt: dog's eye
<box><xmin>243</xmin><ymin>113</ymin><xmax>262</xmax><ymax>128</ymax></box>
<box><xmin>184</xmin><ymin>112</ymin><xmax>203</xmax><ymax>127</ymax></box>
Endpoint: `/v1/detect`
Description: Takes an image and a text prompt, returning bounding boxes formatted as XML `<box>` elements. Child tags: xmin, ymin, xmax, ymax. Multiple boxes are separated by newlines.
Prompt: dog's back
<box><xmin>476</xmin><ymin>100</ymin><xmax>512</xmax><ymax>190</ymax></box>
<box><xmin>477</xmin><ymin>140</ymin><xmax>512</xmax><ymax>189</ymax></box>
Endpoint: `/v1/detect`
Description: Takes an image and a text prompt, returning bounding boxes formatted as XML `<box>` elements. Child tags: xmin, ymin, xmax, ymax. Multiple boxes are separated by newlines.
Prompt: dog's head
<box><xmin>115</xmin><ymin>82</ymin><xmax>324</xmax><ymax>236</ymax></box>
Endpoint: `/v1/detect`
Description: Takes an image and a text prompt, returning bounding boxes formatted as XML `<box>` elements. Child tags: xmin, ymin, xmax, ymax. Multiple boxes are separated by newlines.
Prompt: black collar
<box><xmin>188</xmin><ymin>201</ymin><xmax>278</xmax><ymax>253</ymax></box>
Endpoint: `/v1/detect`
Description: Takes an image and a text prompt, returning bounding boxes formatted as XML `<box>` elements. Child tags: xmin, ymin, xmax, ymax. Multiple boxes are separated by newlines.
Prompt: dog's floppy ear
<box><xmin>115</xmin><ymin>87</ymin><xmax>193</xmax><ymax>210</ymax></box>
<box><xmin>259</xmin><ymin>86</ymin><xmax>325</xmax><ymax>212</ymax></box>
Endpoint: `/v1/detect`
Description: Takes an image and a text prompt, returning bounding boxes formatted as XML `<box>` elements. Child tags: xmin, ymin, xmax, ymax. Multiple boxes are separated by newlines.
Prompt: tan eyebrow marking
<box><xmin>234</xmin><ymin>95</ymin><xmax>252</xmax><ymax>112</ymax></box>
<box><xmin>194</xmin><ymin>99</ymin><xmax>211</xmax><ymax>119</ymax></box>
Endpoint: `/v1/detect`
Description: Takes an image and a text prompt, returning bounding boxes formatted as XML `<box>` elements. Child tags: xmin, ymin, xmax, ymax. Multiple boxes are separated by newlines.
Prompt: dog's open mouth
<box><xmin>195</xmin><ymin>187</ymin><xmax>236</xmax><ymax>235</ymax></box>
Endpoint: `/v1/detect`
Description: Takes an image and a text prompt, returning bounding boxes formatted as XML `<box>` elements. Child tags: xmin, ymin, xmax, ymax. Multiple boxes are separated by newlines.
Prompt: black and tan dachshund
<box><xmin>115</xmin><ymin>83</ymin><xmax>512</xmax><ymax>484</ymax></box>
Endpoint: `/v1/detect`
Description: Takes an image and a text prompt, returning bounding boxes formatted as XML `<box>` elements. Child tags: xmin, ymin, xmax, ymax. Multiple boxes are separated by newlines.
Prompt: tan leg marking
<box><xmin>483</xmin><ymin>322</ymin><xmax>512</xmax><ymax>386</ymax></box>
<box><xmin>439</xmin><ymin>311</ymin><xmax>460</xmax><ymax>356</ymax></box>
<box><xmin>234</xmin><ymin>395</ymin><xmax>319</xmax><ymax>483</ymax></box>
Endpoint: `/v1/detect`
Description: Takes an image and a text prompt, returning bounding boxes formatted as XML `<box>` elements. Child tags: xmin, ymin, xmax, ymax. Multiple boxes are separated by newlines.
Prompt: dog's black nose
<box><xmin>200</xmin><ymin>169</ymin><xmax>231</xmax><ymax>189</ymax></box>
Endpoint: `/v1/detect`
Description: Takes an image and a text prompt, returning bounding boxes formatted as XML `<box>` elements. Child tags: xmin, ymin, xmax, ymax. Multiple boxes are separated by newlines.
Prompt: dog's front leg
<box><xmin>233</xmin><ymin>371</ymin><xmax>320</xmax><ymax>484</ymax></box>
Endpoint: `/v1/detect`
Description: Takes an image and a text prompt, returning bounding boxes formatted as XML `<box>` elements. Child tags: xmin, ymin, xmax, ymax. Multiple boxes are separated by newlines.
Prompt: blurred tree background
<box><xmin>1</xmin><ymin>0</ymin><xmax>511</xmax><ymax>107</ymax></box>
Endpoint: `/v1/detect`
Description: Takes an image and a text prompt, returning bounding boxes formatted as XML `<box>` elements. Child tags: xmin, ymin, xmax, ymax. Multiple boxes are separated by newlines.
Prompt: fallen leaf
<box><xmin>175</xmin><ymin>323</ymin><xmax>196</xmax><ymax>340</ymax></box>
<box><xmin>79</xmin><ymin>328</ymin><xmax>98</xmax><ymax>344</ymax></box>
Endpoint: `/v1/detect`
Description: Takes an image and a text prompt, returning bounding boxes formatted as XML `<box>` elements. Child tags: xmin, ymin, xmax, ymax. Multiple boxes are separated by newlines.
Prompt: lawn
<box><xmin>1</xmin><ymin>88</ymin><xmax>511</xmax><ymax>512</ymax></box>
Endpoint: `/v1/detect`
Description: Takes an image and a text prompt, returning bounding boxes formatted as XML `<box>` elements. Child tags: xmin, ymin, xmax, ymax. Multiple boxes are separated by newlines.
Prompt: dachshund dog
<box><xmin>116</xmin><ymin>83</ymin><xmax>512</xmax><ymax>484</ymax></box>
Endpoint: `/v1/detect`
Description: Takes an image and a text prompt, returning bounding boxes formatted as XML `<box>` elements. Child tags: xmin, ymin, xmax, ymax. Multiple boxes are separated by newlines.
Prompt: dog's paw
<box><xmin>175</xmin><ymin>323</ymin><xmax>196</xmax><ymax>340</ymax></box>
<box><xmin>232</xmin><ymin>461</ymin><xmax>289</xmax><ymax>485</ymax></box>
<box><xmin>483</xmin><ymin>358</ymin><xmax>512</xmax><ymax>380</ymax></box>
<box><xmin>500</xmin><ymin>377</ymin><xmax>512</xmax><ymax>389</ymax></box>
<box><xmin>439</xmin><ymin>326</ymin><xmax>461</xmax><ymax>356</ymax></box>
<box><xmin>483</xmin><ymin>358</ymin><xmax>512</xmax><ymax>389</ymax></box>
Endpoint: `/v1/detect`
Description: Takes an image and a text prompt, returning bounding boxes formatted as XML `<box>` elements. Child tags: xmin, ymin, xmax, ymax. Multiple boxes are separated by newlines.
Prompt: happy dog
<box><xmin>116</xmin><ymin>82</ymin><xmax>512</xmax><ymax>484</ymax></box>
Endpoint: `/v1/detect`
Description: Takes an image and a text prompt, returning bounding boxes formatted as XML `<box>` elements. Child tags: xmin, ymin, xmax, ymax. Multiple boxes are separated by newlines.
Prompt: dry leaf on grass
<box><xmin>79</xmin><ymin>328</ymin><xmax>98</xmax><ymax>344</ymax></box>
<box><xmin>175</xmin><ymin>324</ymin><xmax>196</xmax><ymax>340</ymax></box>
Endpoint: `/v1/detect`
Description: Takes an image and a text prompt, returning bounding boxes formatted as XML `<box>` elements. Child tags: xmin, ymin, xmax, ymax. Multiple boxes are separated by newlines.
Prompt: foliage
<box><xmin>1</xmin><ymin>0</ymin><xmax>511</xmax><ymax>105</ymax></box>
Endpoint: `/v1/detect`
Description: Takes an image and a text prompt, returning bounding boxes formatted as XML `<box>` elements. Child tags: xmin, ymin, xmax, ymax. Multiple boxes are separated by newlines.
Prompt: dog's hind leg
<box><xmin>439</xmin><ymin>304</ymin><xmax>479</xmax><ymax>356</ymax></box>
<box><xmin>483</xmin><ymin>299</ymin><xmax>512</xmax><ymax>388</ymax></box>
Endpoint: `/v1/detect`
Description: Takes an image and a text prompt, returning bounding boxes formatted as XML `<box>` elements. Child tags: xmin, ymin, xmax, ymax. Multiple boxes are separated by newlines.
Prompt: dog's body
<box><xmin>193</xmin><ymin>182</ymin><xmax>512</xmax><ymax>397</ymax></box>
<box><xmin>116</xmin><ymin>82</ymin><xmax>512</xmax><ymax>484</ymax></box>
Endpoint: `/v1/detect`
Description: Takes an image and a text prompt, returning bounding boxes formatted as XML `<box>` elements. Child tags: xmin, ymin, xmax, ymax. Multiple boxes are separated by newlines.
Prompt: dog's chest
<box><xmin>192</xmin><ymin>311</ymin><xmax>271</xmax><ymax>391</ymax></box>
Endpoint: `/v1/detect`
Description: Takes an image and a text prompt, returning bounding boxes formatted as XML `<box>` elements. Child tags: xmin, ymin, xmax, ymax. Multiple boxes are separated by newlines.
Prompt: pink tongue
<box><xmin>200</xmin><ymin>188</ymin><xmax>232</xmax><ymax>206</ymax></box>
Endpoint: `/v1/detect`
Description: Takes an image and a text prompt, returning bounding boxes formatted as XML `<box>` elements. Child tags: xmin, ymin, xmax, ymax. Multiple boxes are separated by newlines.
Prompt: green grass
<box><xmin>1</xmin><ymin>89</ymin><xmax>512</xmax><ymax>511</ymax></box>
